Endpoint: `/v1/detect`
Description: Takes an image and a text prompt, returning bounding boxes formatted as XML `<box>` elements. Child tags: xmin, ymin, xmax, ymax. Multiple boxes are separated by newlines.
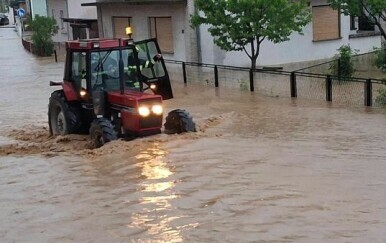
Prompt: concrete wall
<box><xmin>47</xmin><ymin>0</ymin><xmax>69</xmax><ymax>42</ymax></box>
<box><xmin>30</xmin><ymin>0</ymin><xmax>47</xmax><ymax>18</ymax></box>
<box><xmin>98</xmin><ymin>2</ymin><xmax>198</xmax><ymax>62</ymax></box>
<box><xmin>67</xmin><ymin>0</ymin><xmax>96</xmax><ymax>19</ymax></box>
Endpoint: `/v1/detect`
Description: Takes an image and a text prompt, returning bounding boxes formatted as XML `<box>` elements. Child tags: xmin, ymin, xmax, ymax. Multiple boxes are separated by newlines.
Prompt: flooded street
<box><xmin>2</xmin><ymin>28</ymin><xmax>386</xmax><ymax>242</ymax></box>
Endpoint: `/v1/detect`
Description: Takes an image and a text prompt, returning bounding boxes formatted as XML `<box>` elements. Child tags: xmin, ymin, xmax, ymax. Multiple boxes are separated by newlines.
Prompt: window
<box><xmin>136</xmin><ymin>42</ymin><xmax>165</xmax><ymax>79</ymax></box>
<box><xmin>350</xmin><ymin>12</ymin><xmax>375</xmax><ymax>32</ymax></box>
<box><xmin>350</xmin><ymin>15</ymin><xmax>356</xmax><ymax>30</ymax></box>
<box><xmin>149</xmin><ymin>17</ymin><xmax>174</xmax><ymax>53</ymax></box>
<box><xmin>312</xmin><ymin>5</ymin><xmax>340</xmax><ymax>41</ymax></box>
<box><xmin>113</xmin><ymin>17</ymin><xmax>132</xmax><ymax>38</ymax></box>
<box><xmin>90</xmin><ymin>49</ymin><xmax>141</xmax><ymax>91</ymax></box>
<box><xmin>71</xmin><ymin>52</ymin><xmax>87</xmax><ymax>89</ymax></box>
<box><xmin>358</xmin><ymin>12</ymin><xmax>375</xmax><ymax>31</ymax></box>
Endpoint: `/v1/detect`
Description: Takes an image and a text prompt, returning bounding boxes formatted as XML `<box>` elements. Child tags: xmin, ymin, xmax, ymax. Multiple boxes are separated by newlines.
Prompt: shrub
<box><xmin>375</xmin><ymin>88</ymin><xmax>386</xmax><ymax>106</ymax></box>
<box><xmin>373</xmin><ymin>44</ymin><xmax>386</xmax><ymax>73</ymax></box>
<box><xmin>28</xmin><ymin>15</ymin><xmax>58</xmax><ymax>56</ymax></box>
<box><xmin>329</xmin><ymin>45</ymin><xmax>358</xmax><ymax>78</ymax></box>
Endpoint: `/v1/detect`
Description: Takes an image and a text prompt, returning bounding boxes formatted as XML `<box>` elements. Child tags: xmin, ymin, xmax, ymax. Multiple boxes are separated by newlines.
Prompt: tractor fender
<box><xmin>62</xmin><ymin>81</ymin><xmax>78</xmax><ymax>101</ymax></box>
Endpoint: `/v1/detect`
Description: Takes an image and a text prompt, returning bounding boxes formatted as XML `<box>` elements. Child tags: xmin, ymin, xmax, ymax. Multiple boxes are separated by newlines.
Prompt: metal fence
<box><xmin>165</xmin><ymin>59</ymin><xmax>386</xmax><ymax>108</ymax></box>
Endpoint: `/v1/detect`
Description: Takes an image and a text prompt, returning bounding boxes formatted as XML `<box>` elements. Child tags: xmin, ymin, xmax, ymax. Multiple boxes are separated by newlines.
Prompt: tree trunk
<box><xmin>374</xmin><ymin>20</ymin><xmax>386</xmax><ymax>40</ymax></box>
<box><xmin>250</xmin><ymin>40</ymin><xmax>260</xmax><ymax>70</ymax></box>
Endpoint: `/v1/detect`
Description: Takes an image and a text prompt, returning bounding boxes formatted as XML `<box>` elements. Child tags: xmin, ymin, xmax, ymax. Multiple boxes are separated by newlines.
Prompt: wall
<box><xmin>98</xmin><ymin>2</ymin><xmax>196</xmax><ymax>62</ymax></box>
<box><xmin>47</xmin><ymin>0</ymin><xmax>69</xmax><ymax>42</ymax></box>
<box><xmin>67</xmin><ymin>0</ymin><xmax>96</xmax><ymax>19</ymax></box>
<box><xmin>30</xmin><ymin>0</ymin><xmax>47</xmax><ymax>18</ymax></box>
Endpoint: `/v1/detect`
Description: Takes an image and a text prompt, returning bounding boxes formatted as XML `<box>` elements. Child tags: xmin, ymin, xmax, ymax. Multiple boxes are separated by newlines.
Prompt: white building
<box><xmin>87</xmin><ymin>0</ymin><xmax>383</xmax><ymax>67</ymax></box>
<box><xmin>28</xmin><ymin>0</ymin><xmax>98</xmax><ymax>42</ymax></box>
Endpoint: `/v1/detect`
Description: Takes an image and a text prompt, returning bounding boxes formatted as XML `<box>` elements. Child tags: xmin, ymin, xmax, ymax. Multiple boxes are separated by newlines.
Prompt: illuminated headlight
<box><xmin>152</xmin><ymin>105</ymin><xmax>163</xmax><ymax>115</ymax></box>
<box><xmin>150</xmin><ymin>84</ymin><xmax>156</xmax><ymax>90</ymax></box>
<box><xmin>80</xmin><ymin>89</ymin><xmax>87</xmax><ymax>97</ymax></box>
<box><xmin>138</xmin><ymin>106</ymin><xmax>150</xmax><ymax>117</ymax></box>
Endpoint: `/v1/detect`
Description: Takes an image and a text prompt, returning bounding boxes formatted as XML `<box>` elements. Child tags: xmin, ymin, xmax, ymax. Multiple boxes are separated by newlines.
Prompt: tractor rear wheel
<box><xmin>48</xmin><ymin>90</ymin><xmax>81</xmax><ymax>136</ymax></box>
<box><xmin>164</xmin><ymin>109</ymin><xmax>196</xmax><ymax>134</ymax></box>
<box><xmin>89</xmin><ymin>118</ymin><xmax>118</xmax><ymax>148</ymax></box>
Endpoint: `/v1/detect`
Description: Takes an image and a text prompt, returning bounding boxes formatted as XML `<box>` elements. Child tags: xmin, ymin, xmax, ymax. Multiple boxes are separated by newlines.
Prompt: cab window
<box><xmin>71</xmin><ymin>52</ymin><xmax>87</xmax><ymax>89</ymax></box>
<box><xmin>136</xmin><ymin>42</ymin><xmax>165</xmax><ymax>79</ymax></box>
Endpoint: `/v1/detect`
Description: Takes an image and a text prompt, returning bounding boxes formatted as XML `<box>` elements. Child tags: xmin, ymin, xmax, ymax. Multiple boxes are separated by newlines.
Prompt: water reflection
<box><xmin>131</xmin><ymin>143</ymin><xmax>182</xmax><ymax>242</ymax></box>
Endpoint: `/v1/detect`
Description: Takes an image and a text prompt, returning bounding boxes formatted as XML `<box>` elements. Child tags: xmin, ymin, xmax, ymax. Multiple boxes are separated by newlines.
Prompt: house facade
<box><xmin>83</xmin><ymin>0</ymin><xmax>198</xmax><ymax>63</ymax></box>
<box><xmin>88</xmin><ymin>0</ymin><xmax>383</xmax><ymax>67</ymax></box>
<box><xmin>25</xmin><ymin>0</ymin><xmax>47</xmax><ymax>18</ymax></box>
<box><xmin>27</xmin><ymin>0</ymin><xmax>97</xmax><ymax>42</ymax></box>
<box><xmin>48</xmin><ymin>0</ymin><xmax>98</xmax><ymax>42</ymax></box>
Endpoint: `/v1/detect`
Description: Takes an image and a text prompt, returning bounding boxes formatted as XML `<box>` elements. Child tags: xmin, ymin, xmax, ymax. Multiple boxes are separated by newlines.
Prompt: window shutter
<box><xmin>149</xmin><ymin>17</ymin><xmax>174</xmax><ymax>53</ymax></box>
<box><xmin>113</xmin><ymin>17</ymin><xmax>131</xmax><ymax>38</ymax></box>
<box><xmin>312</xmin><ymin>6</ymin><xmax>340</xmax><ymax>41</ymax></box>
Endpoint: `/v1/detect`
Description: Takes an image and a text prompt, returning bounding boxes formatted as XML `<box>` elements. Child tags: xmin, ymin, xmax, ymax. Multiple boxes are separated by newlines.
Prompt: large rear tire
<box><xmin>164</xmin><ymin>109</ymin><xmax>196</xmax><ymax>134</ymax></box>
<box><xmin>48</xmin><ymin>90</ymin><xmax>81</xmax><ymax>136</ymax></box>
<box><xmin>89</xmin><ymin>118</ymin><xmax>118</xmax><ymax>148</ymax></box>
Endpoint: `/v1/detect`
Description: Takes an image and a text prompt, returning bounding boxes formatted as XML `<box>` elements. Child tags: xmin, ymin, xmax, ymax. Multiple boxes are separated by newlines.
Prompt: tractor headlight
<box><xmin>138</xmin><ymin>106</ymin><xmax>150</xmax><ymax>117</ymax></box>
<box><xmin>80</xmin><ymin>89</ymin><xmax>87</xmax><ymax>97</ymax></box>
<box><xmin>152</xmin><ymin>105</ymin><xmax>163</xmax><ymax>115</ymax></box>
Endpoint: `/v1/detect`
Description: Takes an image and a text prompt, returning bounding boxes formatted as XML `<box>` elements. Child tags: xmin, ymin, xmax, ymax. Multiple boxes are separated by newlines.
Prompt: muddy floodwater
<box><xmin>2</xmin><ymin>28</ymin><xmax>386</xmax><ymax>243</ymax></box>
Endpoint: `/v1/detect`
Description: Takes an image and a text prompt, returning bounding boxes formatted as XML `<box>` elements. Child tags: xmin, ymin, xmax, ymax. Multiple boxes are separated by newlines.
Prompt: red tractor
<box><xmin>48</xmin><ymin>38</ymin><xmax>196</xmax><ymax>147</ymax></box>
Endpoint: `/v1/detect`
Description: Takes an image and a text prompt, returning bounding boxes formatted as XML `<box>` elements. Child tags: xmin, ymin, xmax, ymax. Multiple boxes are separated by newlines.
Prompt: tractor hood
<box><xmin>107</xmin><ymin>90</ymin><xmax>163</xmax><ymax>108</ymax></box>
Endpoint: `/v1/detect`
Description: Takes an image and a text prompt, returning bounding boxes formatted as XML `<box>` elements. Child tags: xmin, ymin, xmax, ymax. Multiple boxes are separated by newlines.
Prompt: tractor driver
<box><xmin>126</xmin><ymin>47</ymin><xmax>162</xmax><ymax>87</ymax></box>
<box><xmin>91</xmin><ymin>52</ymin><xmax>120</xmax><ymax>90</ymax></box>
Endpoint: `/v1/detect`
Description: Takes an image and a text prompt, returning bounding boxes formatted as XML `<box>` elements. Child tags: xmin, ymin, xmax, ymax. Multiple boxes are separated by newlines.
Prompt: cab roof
<box><xmin>66</xmin><ymin>38</ymin><xmax>134</xmax><ymax>50</ymax></box>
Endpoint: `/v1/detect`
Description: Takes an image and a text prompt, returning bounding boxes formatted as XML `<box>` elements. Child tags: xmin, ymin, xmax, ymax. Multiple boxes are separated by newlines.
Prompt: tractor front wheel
<box><xmin>164</xmin><ymin>109</ymin><xmax>196</xmax><ymax>134</ymax></box>
<box><xmin>48</xmin><ymin>90</ymin><xmax>80</xmax><ymax>136</ymax></box>
<box><xmin>89</xmin><ymin>118</ymin><xmax>118</xmax><ymax>148</ymax></box>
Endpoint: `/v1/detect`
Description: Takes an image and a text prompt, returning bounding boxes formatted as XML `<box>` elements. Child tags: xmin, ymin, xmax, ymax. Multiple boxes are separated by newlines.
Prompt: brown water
<box><xmin>2</xmin><ymin>28</ymin><xmax>386</xmax><ymax>242</ymax></box>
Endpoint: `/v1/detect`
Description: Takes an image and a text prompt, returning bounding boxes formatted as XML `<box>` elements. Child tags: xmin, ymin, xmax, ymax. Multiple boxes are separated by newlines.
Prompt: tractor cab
<box><xmin>63</xmin><ymin>38</ymin><xmax>173</xmax><ymax>101</ymax></box>
<box><xmin>48</xmin><ymin>37</ymin><xmax>196</xmax><ymax>147</ymax></box>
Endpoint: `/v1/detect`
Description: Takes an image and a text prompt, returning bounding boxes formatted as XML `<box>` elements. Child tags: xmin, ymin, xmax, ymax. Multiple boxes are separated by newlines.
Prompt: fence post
<box><xmin>54</xmin><ymin>50</ymin><xmax>58</xmax><ymax>63</ymax></box>
<box><xmin>290</xmin><ymin>72</ymin><xmax>297</xmax><ymax>98</ymax></box>
<box><xmin>214</xmin><ymin>65</ymin><xmax>219</xmax><ymax>87</ymax></box>
<box><xmin>326</xmin><ymin>75</ymin><xmax>332</xmax><ymax>102</ymax></box>
<box><xmin>249</xmin><ymin>69</ymin><xmax>254</xmax><ymax>92</ymax></box>
<box><xmin>182</xmin><ymin>62</ymin><xmax>187</xmax><ymax>84</ymax></box>
<box><xmin>364</xmin><ymin>79</ymin><xmax>372</xmax><ymax>106</ymax></box>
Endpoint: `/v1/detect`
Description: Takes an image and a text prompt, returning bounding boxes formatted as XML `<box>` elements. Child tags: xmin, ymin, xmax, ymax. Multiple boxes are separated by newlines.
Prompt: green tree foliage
<box><xmin>28</xmin><ymin>15</ymin><xmax>58</xmax><ymax>56</ymax></box>
<box><xmin>329</xmin><ymin>45</ymin><xmax>358</xmax><ymax>78</ymax></box>
<box><xmin>9</xmin><ymin>0</ymin><xmax>19</xmax><ymax>8</ymax></box>
<box><xmin>328</xmin><ymin>0</ymin><xmax>386</xmax><ymax>39</ymax></box>
<box><xmin>375</xmin><ymin>88</ymin><xmax>386</xmax><ymax>106</ymax></box>
<box><xmin>191</xmin><ymin>0</ymin><xmax>311</xmax><ymax>69</ymax></box>
<box><xmin>373</xmin><ymin>44</ymin><xmax>386</xmax><ymax>73</ymax></box>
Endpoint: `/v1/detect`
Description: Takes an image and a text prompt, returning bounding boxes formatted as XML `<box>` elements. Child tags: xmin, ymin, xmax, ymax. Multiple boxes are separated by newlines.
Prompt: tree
<box><xmin>191</xmin><ymin>0</ymin><xmax>311</xmax><ymax>69</ymax></box>
<box><xmin>28</xmin><ymin>15</ymin><xmax>58</xmax><ymax>56</ymax></box>
<box><xmin>328</xmin><ymin>0</ymin><xmax>386</xmax><ymax>40</ymax></box>
<box><xmin>9</xmin><ymin>0</ymin><xmax>18</xmax><ymax>8</ymax></box>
